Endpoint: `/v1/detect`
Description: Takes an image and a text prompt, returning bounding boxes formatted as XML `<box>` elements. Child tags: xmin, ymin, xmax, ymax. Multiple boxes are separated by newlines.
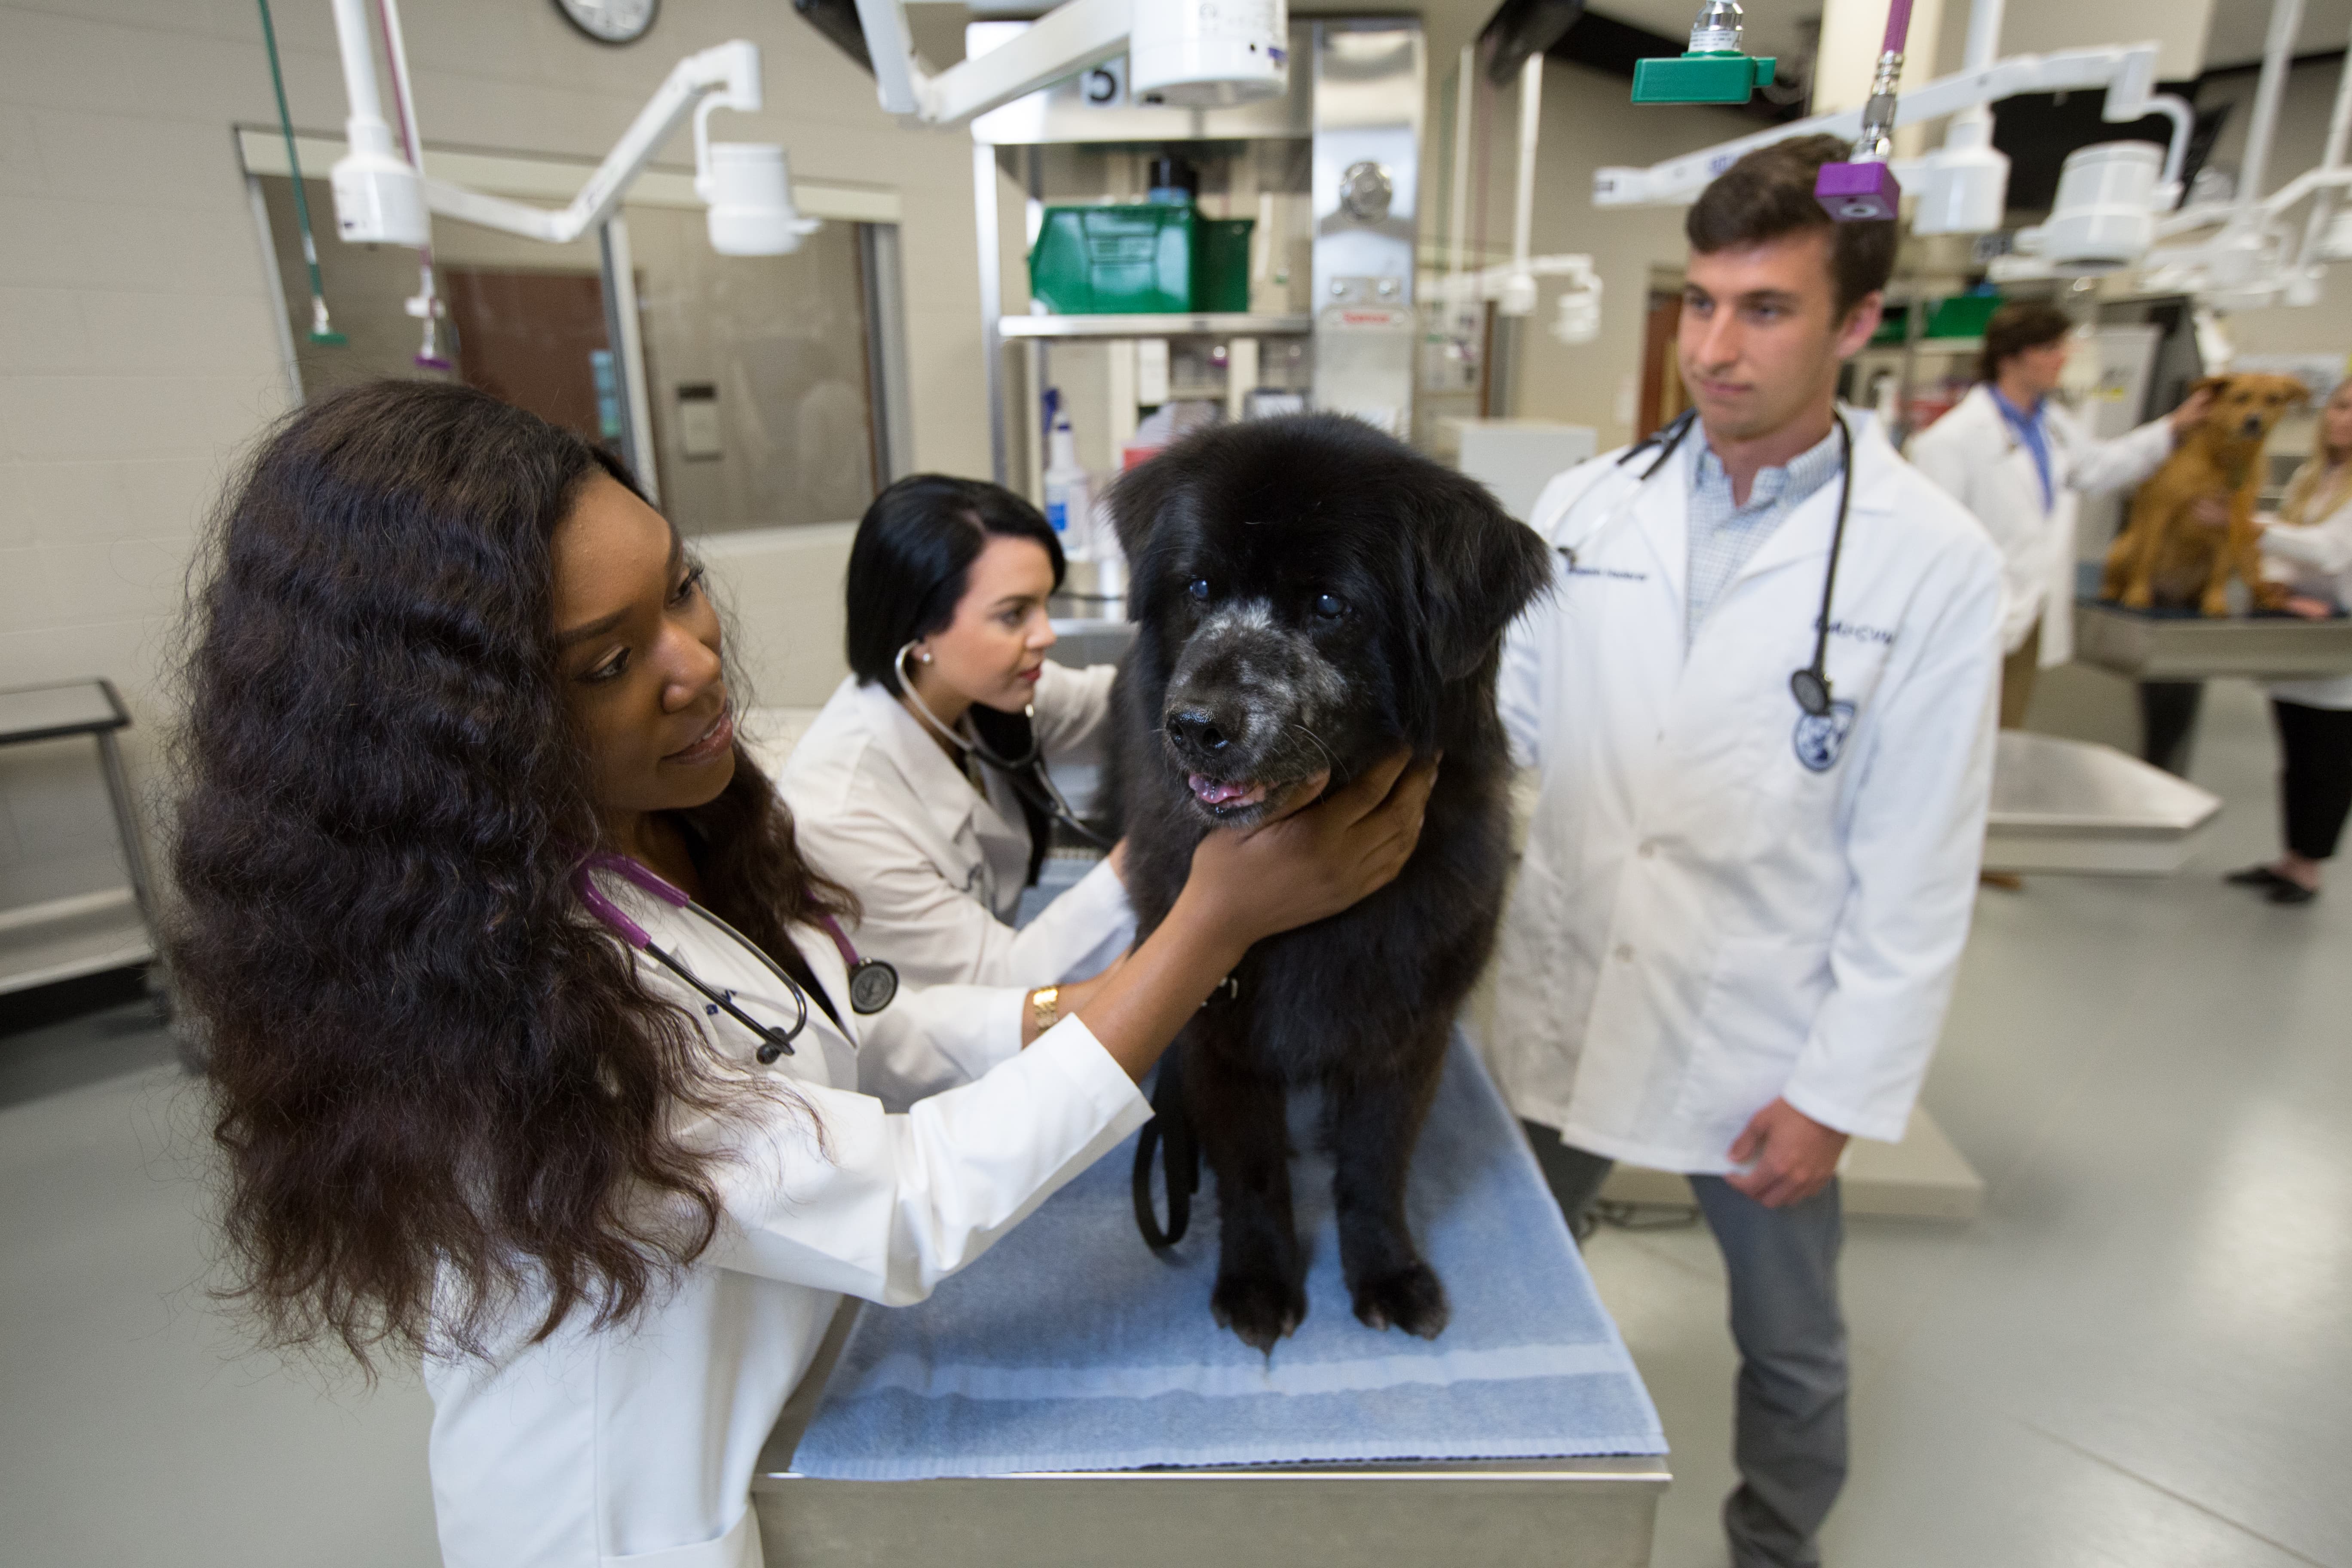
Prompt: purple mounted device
<box><xmin>1816</xmin><ymin>160</ymin><xmax>1904</xmax><ymax>221</ymax></box>
<box><xmin>1815</xmin><ymin>0</ymin><xmax>1911</xmax><ymax>223</ymax></box>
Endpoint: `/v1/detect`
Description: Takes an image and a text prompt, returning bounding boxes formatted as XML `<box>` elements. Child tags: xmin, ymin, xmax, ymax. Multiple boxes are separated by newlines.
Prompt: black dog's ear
<box><xmin>1106</xmin><ymin>453</ymin><xmax>1185</xmax><ymax>567</ymax></box>
<box><xmin>1419</xmin><ymin>475</ymin><xmax>1556</xmax><ymax>682</ymax></box>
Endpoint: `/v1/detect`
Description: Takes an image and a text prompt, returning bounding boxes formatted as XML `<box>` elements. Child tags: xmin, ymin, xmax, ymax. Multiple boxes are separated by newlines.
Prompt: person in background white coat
<box><xmin>1906</xmin><ymin>298</ymin><xmax>2209</xmax><ymax>730</ymax></box>
<box><xmin>2223</xmin><ymin>374</ymin><xmax>2352</xmax><ymax>903</ymax></box>
<box><xmin>168</xmin><ymin>383</ymin><xmax>1434</xmax><ymax>1568</ymax></box>
<box><xmin>783</xmin><ymin>475</ymin><xmax>1134</xmax><ymax>990</ymax></box>
<box><xmin>1486</xmin><ymin>138</ymin><xmax>2003</xmax><ymax>1568</ymax></box>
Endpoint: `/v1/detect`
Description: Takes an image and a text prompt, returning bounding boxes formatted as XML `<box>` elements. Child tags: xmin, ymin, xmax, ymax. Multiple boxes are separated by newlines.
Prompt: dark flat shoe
<box><xmin>2227</xmin><ymin>864</ymin><xmax>2293</xmax><ymax>888</ymax></box>
<box><xmin>2268</xmin><ymin>881</ymin><xmax>2319</xmax><ymax>905</ymax></box>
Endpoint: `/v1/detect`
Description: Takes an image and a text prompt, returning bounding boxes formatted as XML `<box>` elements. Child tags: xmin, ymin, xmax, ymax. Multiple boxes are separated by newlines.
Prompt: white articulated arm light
<box><xmin>848</xmin><ymin>0</ymin><xmax>1288</xmax><ymax>125</ymax></box>
<box><xmin>328</xmin><ymin>7</ymin><xmax>815</xmax><ymax>257</ymax></box>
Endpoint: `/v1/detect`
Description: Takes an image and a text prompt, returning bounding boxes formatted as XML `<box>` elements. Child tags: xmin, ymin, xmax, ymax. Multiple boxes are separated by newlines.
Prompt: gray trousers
<box><xmin>1523</xmin><ymin>1120</ymin><xmax>1847</xmax><ymax>1568</ymax></box>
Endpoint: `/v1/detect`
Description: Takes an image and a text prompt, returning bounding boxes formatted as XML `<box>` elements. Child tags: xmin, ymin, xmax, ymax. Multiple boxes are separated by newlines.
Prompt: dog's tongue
<box><xmin>1188</xmin><ymin>773</ymin><xmax>1268</xmax><ymax>809</ymax></box>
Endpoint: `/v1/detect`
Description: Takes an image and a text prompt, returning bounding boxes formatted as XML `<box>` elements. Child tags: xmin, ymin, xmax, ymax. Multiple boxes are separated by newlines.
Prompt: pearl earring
<box><xmin>919</xmin><ymin>649</ymin><xmax>934</xmax><ymax>664</ymax></box>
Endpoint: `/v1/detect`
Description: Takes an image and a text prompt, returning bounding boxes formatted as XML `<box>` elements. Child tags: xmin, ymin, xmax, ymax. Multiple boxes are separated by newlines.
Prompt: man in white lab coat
<box><xmin>1906</xmin><ymin>298</ymin><xmax>2206</xmax><ymax>729</ymax></box>
<box><xmin>1485</xmin><ymin>136</ymin><xmax>2003</xmax><ymax>1568</ymax></box>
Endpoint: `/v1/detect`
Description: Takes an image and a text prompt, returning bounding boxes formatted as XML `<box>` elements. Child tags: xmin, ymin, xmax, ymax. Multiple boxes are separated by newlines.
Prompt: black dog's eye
<box><xmin>1188</xmin><ymin>578</ymin><xmax>1210</xmax><ymax>601</ymax></box>
<box><xmin>1314</xmin><ymin>592</ymin><xmax>1347</xmax><ymax>620</ymax></box>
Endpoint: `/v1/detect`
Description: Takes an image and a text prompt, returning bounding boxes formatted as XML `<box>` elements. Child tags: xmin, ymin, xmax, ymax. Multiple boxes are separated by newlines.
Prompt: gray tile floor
<box><xmin>1598</xmin><ymin>675</ymin><xmax>2351</xmax><ymax>1568</ymax></box>
<box><xmin>1</xmin><ymin>676</ymin><xmax>2345</xmax><ymax>1566</ymax></box>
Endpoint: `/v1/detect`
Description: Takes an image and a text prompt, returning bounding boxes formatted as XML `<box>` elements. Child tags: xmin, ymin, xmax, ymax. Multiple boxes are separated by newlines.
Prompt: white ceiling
<box><xmin>2201</xmin><ymin>0</ymin><xmax>2352</xmax><ymax>70</ymax></box>
<box><xmin>1583</xmin><ymin>0</ymin><xmax>1822</xmax><ymax>64</ymax></box>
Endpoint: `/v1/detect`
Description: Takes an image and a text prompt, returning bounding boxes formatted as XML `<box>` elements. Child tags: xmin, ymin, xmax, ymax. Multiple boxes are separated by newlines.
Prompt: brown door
<box><xmin>440</xmin><ymin>268</ymin><xmax>616</xmax><ymax>452</ymax></box>
<box><xmin>1638</xmin><ymin>291</ymin><xmax>1686</xmax><ymax>440</ymax></box>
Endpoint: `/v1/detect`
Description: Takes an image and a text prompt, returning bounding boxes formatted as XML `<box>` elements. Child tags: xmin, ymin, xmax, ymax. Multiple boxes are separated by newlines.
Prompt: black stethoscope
<box><xmin>575</xmin><ymin>850</ymin><xmax>899</xmax><ymax>1065</ymax></box>
<box><xmin>1581</xmin><ymin>407</ymin><xmax>1856</xmax><ymax>719</ymax></box>
<box><xmin>894</xmin><ymin>640</ymin><xmax>1116</xmax><ymax>850</ymax></box>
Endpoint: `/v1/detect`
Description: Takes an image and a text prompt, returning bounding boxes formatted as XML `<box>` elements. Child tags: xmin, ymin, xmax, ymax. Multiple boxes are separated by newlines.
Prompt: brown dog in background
<box><xmin>2103</xmin><ymin>372</ymin><xmax>2307</xmax><ymax>615</ymax></box>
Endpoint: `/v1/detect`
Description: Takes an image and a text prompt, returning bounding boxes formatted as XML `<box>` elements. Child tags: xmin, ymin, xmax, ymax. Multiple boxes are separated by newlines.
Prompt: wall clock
<box><xmin>554</xmin><ymin>0</ymin><xmax>657</xmax><ymax>46</ymax></box>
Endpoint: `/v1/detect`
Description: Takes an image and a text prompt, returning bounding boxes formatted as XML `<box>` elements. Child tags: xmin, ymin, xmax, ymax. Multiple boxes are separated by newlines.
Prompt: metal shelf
<box><xmin>1860</xmin><ymin>337</ymin><xmax>1982</xmax><ymax>355</ymax></box>
<box><xmin>999</xmin><ymin>312</ymin><xmax>1314</xmax><ymax>339</ymax></box>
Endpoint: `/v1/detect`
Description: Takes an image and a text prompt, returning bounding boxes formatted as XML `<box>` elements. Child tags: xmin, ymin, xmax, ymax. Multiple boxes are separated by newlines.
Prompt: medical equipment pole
<box><xmin>254</xmin><ymin>0</ymin><xmax>346</xmax><ymax>345</ymax></box>
<box><xmin>2240</xmin><ymin>0</ymin><xmax>2306</xmax><ymax>215</ymax></box>
<box><xmin>1450</xmin><ymin>44</ymin><xmax>1474</xmax><ymax>284</ymax></box>
<box><xmin>2293</xmin><ymin>15</ymin><xmax>2352</xmax><ymax>271</ymax></box>
<box><xmin>1507</xmin><ymin>51</ymin><xmax>1543</xmax><ymax>315</ymax></box>
<box><xmin>374</xmin><ymin>0</ymin><xmax>452</xmax><ymax>370</ymax></box>
<box><xmin>2295</xmin><ymin>23</ymin><xmax>2352</xmax><ymax>268</ymax></box>
<box><xmin>326</xmin><ymin>0</ymin><xmax>429</xmax><ymax>245</ymax></box>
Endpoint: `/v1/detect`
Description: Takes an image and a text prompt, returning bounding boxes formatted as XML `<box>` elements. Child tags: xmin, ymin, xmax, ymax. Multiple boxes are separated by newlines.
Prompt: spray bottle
<box><xmin>1043</xmin><ymin>410</ymin><xmax>1092</xmax><ymax>560</ymax></box>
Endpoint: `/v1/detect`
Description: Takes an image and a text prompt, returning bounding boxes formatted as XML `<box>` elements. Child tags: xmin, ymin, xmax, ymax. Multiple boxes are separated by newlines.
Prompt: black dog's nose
<box><xmin>1167</xmin><ymin>710</ymin><xmax>1230</xmax><ymax>753</ymax></box>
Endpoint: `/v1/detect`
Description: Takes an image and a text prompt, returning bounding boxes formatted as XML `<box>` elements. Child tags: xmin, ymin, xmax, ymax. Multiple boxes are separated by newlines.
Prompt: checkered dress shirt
<box><xmin>1684</xmin><ymin>424</ymin><xmax>1845</xmax><ymax>643</ymax></box>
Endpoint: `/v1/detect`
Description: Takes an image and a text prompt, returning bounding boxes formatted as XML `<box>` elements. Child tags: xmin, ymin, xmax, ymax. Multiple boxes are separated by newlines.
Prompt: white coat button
<box><xmin>1614</xmin><ymin>943</ymin><xmax>1635</xmax><ymax>962</ymax></box>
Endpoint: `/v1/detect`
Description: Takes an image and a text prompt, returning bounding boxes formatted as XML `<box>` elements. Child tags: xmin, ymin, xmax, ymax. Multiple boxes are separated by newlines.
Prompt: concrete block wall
<box><xmin>0</xmin><ymin>0</ymin><xmax>991</xmax><ymax>922</ymax></box>
<box><xmin>1487</xmin><ymin>60</ymin><xmax>1755</xmax><ymax>448</ymax></box>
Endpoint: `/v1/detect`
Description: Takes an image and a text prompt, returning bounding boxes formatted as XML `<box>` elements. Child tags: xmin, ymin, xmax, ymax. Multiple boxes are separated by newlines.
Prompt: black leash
<box><xmin>1130</xmin><ymin>973</ymin><xmax>1239</xmax><ymax>1250</ymax></box>
<box><xmin>1131</xmin><ymin>1040</ymin><xmax>1197</xmax><ymax>1249</ymax></box>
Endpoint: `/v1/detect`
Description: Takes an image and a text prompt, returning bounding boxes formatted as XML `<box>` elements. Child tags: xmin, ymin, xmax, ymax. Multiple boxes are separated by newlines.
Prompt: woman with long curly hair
<box><xmin>171</xmin><ymin>380</ymin><xmax>1432</xmax><ymax>1567</ymax></box>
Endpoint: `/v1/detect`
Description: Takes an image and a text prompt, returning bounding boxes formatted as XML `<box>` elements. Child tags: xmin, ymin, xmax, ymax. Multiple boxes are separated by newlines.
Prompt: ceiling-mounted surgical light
<box><xmin>1909</xmin><ymin>110</ymin><xmax>2009</xmax><ymax>236</ymax></box>
<box><xmin>699</xmin><ymin>142</ymin><xmax>821</xmax><ymax>256</ymax></box>
<box><xmin>1127</xmin><ymin>0</ymin><xmax>1288</xmax><ymax>107</ymax></box>
<box><xmin>2015</xmin><ymin>142</ymin><xmax>2162</xmax><ymax>275</ymax></box>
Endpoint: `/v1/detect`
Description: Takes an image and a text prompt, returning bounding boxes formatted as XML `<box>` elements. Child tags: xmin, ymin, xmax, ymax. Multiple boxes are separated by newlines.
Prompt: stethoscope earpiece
<box><xmin>893</xmin><ymin>640</ymin><xmax>1116</xmax><ymax>851</ymax></box>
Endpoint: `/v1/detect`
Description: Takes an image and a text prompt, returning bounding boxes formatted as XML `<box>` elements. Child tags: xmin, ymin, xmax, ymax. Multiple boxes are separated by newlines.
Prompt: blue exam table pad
<box><xmin>790</xmin><ymin>1032</ymin><xmax>1666</xmax><ymax>1478</ymax></box>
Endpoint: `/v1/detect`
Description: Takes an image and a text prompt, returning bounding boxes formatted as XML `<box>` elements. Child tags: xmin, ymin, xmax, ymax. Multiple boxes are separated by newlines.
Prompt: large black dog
<box><xmin>1106</xmin><ymin>413</ymin><xmax>1552</xmax><ymax>1352</ymax></box>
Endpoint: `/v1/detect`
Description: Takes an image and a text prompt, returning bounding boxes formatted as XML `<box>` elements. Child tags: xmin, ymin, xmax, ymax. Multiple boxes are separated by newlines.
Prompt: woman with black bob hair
<box><xmin>172</xmin><ymin>380</ymin><xmax>1432</xmax><ymax>1567</ymax></box>
<box><xmin>781</xmin><ymin>472</ymin><xmax>1133</xmax><ymax>990</ymax></box>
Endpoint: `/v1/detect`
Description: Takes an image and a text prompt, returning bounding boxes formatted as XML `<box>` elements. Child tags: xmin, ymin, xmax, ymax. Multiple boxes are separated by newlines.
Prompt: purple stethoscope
<box><xmin>575</xmin><ymin>851</ymin><xmax>899</xmax><ymax>1064</ymax></box>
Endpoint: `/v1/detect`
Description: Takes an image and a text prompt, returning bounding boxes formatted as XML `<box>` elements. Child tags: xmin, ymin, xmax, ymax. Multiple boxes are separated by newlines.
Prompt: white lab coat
<box><xmin>1485</xmin><ymin>413</ymin><xmax>2003</xmax><ymax>1173</ymax></box>
<box><xmin>780</xmin><ymin>662</ymin><xmax>1135</xmax><ymax>989</ymax></box>
<box><xmin>424</xmin><ymin>871</ymin><xmax>1151</xmax><ymax>1568</ymax></box>
<box><xmin>1906</xmin><ymin>383</ymin><xmax>2174</xmax><ymax>666</ymax></box>
<box><xmin>2263</xmin><ymin>490</ymin><xmax>2352</xmax><ymax>709</ymax></box>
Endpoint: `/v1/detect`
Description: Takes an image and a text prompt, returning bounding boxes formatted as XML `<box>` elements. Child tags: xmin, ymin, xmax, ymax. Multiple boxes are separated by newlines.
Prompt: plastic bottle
<box><xmin>1042</xmin><ymin>413</ymin><xmax>1092</xmax><ymax>559</ymax></box>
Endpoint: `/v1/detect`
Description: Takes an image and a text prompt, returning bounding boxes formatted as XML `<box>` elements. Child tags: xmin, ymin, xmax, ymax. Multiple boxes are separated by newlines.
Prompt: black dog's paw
<box><xmin>1211</xmin><ymin>1271</ymin><xmax>1307</xmax><ymax>1353</ymax></box>
<box><xmin>1351</xmin><ymin>1262</ymin><xmax>1450</xmax><ymax>1338</ymax></box>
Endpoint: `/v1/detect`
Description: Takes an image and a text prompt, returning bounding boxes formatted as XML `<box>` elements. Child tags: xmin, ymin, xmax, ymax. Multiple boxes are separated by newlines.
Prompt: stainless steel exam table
<box><xmin>750</xmin><ymin>1040</ymin><xmax>1669</xmax><ymax>1568</ymax></box>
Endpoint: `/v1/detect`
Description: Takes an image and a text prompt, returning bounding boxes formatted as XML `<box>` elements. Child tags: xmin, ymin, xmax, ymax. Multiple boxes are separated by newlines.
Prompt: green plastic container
<box><xmin>1194</xmin><ymin>218</ymin><xmax>1255</xmax><ymax>312</ymax></box>
<box><xmin>1029</xmin><ymin>204</ymin><xmax>1197</xmax><ymax>315</ymax></box>
<box><xmin>1925</xmin><ymin>292</ymin><xmax>2000</xmax><ymax>339</ymax></box>
<box><xmin>1868</xmin><ymin>294</ymin><xmax>2003</xmax><ymax>346</ymax></box>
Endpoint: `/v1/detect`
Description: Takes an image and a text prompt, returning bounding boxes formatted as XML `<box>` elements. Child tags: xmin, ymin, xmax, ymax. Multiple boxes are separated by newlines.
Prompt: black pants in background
<box><xmin>2139</xmin><ymin>681</ymin><xmax>2205</xmax><ymax>777</ymax></box>
<box><xmin>2272</xmin><ymin>699</ymin><xmax>2352</xmax><ymax>860</ymax></box>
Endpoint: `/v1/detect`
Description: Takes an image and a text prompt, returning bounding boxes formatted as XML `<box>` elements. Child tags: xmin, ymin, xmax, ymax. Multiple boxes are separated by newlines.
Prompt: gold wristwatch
<box><xmin>1029</xmin><ymin>984</ymin><xmax>1061</xmax><ymax>1037</ymax></box>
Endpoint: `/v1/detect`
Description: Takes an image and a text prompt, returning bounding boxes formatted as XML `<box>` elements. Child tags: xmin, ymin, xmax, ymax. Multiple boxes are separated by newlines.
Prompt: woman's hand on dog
<box><xmin>1069</xmin><ymin>750</ymin><xmax>1435</xmax><ymax>1084</ymax></box>
<box><xmin>1188</xmin><ymin>747</ymin><xmax>1438</xmax><ymax>946</ymax></box>
<box><xmin>2167</xmin><ymin>384</ymin><xmax>2217</xmax><ymax>440</ymax></box>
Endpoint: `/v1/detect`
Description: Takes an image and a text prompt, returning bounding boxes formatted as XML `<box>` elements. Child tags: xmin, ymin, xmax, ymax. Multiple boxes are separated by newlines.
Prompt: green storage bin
<box><xmin>1925</xmin><ymin>292</ymin><xmax>2000</xmax><ymax>339</ymax></box>
<box><xmin>1868</xmin><ymin>294</ymin><xmax>2003</xmax><ymax>346</ymax></box>
<box><xmin>1195</xmin><ymin>218</ymin><xmax>1255</xmax><ymax>313</ymax></box>
<box><xmin>1029</xmin><ymin>204</ymin><xmax>1197</xmax><ymax>315</ymax></box>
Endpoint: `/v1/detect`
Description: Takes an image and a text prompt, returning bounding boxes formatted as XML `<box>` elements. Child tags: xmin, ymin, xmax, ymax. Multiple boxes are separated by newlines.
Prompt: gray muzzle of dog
<box><xmin>1161</xmin><ymin>601</ymin><xmax>1346</xmax><ymax>815</ymax></box>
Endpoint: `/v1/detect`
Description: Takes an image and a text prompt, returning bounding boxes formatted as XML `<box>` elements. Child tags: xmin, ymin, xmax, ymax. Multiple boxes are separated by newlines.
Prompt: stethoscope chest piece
<box><xmin>1789</xmin><ymin>666</ymin><xmax>1833</xmax><ymax>718</ymax></box>
<box><xmin>846</xmin><ymin>957</ymin><xmax>898</xmax><ymax>1015</ymax></box>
